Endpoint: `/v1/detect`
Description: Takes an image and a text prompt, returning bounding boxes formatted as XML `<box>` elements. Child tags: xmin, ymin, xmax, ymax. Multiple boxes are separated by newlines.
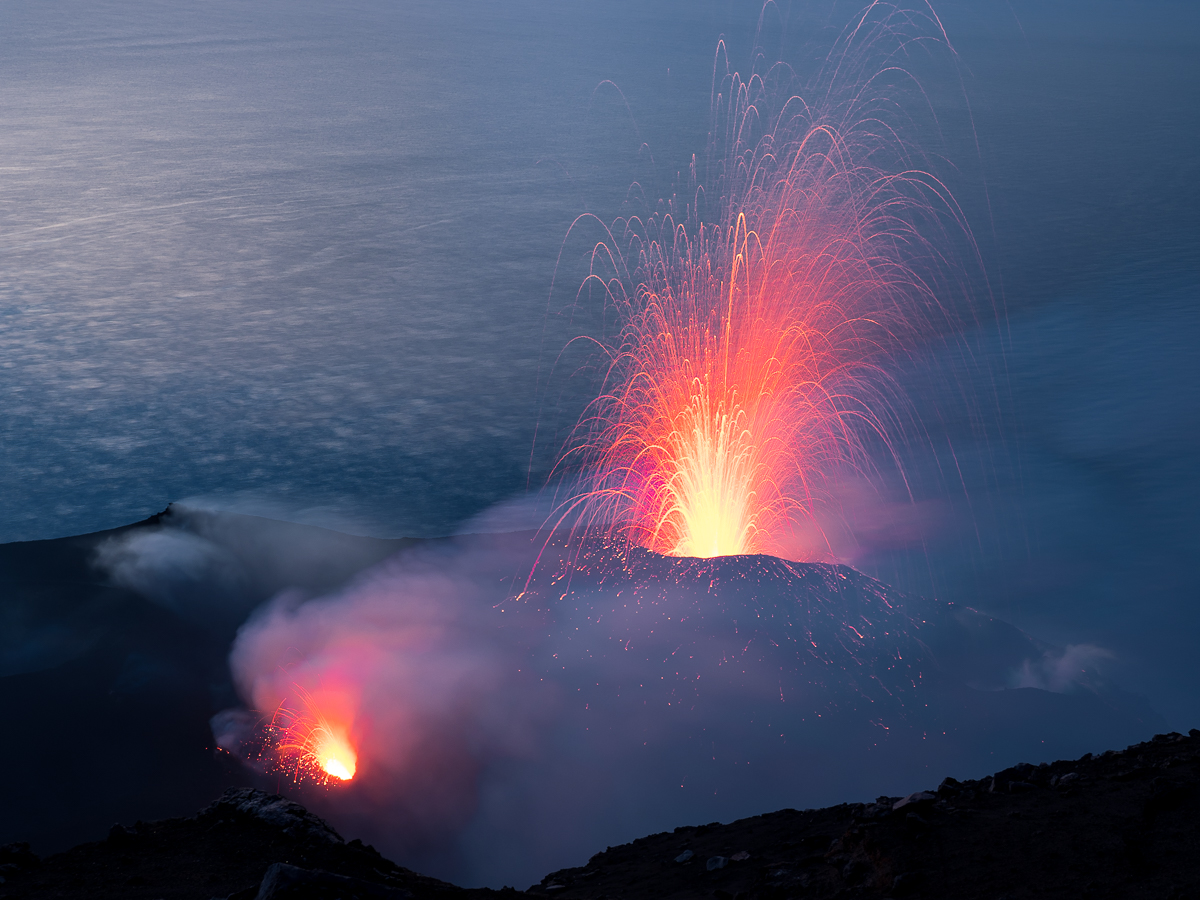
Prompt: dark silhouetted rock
<box><xmin>0</xmin><ymin>789</ymin><xmax>471</xmax><ymax>900</ymax></box>
<box><xmin>8</xmin><ymin>733</ymin><xmax>1200</xmax><ymax>898</ymax></box>
<box><xmin>530</xmin><ymin>731</ymin><xmax>1200</xmax><ymax>900</ymax></box>
<box><xmin>891</xmin><ymin>791</ymin><xmax>935</xmax><ymax>811</ymax></box>
<box><xmin>253</xmin><ymin>862</ymin><xmax>412</xmax><ymax>899</ymax></box>
<box><xmin>207</xmin><ymin>789</ymin><xmax>343</xmax><ymax>845</ymax></box>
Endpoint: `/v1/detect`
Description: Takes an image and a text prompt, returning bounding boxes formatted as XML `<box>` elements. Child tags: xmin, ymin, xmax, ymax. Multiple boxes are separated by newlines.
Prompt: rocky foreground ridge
<box><xmin>4</xmin><ymin>731</ymin><xmax>1200</xmax><ymax>900</ymax></box>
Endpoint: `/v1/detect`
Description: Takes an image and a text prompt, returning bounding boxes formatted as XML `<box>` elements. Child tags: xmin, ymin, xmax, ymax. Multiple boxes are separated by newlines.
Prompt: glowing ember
<box><xmin>323</xmin><ymin>754</ymin><xmax>355</xmax><ymax>781</ymax></box>
<box><xmin>559</xmin><ymin>12</ymin><xmax>960</xmax><ymax>560</ymax></box>
<box><xmin>270</xmin><ymin>687</ymin><xmax>358</xmax><ymax>784</ymax></box>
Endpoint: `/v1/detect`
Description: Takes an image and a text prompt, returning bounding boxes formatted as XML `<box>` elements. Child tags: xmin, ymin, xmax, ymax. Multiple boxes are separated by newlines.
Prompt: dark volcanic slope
<box><xmin>529</xmin><ymin>730</ymin><xmax>1200</xmax><ymax>900</ymax></box>
<box><xmin>0</xmin><ymin>506</ymin><xmax>415</xmax><ymax>854</ymax></box>
<box><xmin>0</xmin><ymin>789</ymin><xmax>487</xmax><ymax>900</ymax></box>
<box><xmin>6</xmin><ymin>731</ymin><xmax>1200</xmax><ymax>899</ymax></box>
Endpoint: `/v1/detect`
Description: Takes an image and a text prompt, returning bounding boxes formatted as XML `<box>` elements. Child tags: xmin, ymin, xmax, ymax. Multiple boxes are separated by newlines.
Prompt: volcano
<box><xmin>435</xmin><ymin>538</ymin><xmax>1159</xmax><ymax>885</ymax></box>
<box><xmin>0</xmin><ymin>507</ymin><xmax>1163</xmax><ymax>888</ymax></box>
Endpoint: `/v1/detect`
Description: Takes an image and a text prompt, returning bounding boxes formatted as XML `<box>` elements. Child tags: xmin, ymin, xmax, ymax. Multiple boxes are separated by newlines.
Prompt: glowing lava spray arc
<box><xmin>269</xmin><ymin>687</ymin><xmax>358</xmax><ymax>783</ymax></box>
<box><xmin>555</xmin><ymin>4</ymin><xmax>968</xmax><ymax>559</ymax></box>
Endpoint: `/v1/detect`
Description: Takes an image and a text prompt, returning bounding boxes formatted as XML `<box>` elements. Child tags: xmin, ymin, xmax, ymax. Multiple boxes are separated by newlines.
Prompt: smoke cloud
<box><xmin>205</xmin><ymin>524</ymin><xmax>1161</xmax><ymax>888</ymax></box>
<box><xmin>218</xmin><ymin>554</ymin><xmax>553</xmax><ymax>850</ymax></box>
<box><xmin>1010</xmin><ymin>644</ymin><xmax>1115</xmax><ymax>693</ymax></box>
<box><xmin>96</xmin><ymin>529</ymin><xmax>249</xmax><ymax>628</ymax></box>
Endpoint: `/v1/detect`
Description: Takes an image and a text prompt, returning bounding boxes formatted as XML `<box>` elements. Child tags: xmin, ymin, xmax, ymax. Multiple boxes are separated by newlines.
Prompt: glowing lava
<box><xmin>271</xmin><ymin>687</ymin><xmax>358</xmax><ymax>784</ymax></box>
<box><xmin>309</xmin><ymin>724</ymin><xmax>358</xmax><ymax>781</ymax></box>
<box><xmin>560</xmin><ymin>12</ymin><xmax>960</xmax><ymax>559</ymax></box>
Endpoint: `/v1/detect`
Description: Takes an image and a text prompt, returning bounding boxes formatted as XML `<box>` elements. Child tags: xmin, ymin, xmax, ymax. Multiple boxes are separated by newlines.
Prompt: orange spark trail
<box><xmin>270</xmin><ymin>686</ymin><xmax>358</xmax><ymax>784</ymax></box>
<box><xmin>557</xmin><ymin>8</ymin><xmax>964</xmax><ymax>560</ymax></box>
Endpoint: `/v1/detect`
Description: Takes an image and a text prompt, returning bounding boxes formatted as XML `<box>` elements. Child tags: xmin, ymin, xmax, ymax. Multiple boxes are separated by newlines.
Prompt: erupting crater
<box><xmin>269</xmin><ymin>688</ymin><xmax>358</xmax><ymax>784</ymax></box>
<box><xmin>555</xmin><ymin>8</ymin><xmax>964</xmax><ymax>561</ymax></box>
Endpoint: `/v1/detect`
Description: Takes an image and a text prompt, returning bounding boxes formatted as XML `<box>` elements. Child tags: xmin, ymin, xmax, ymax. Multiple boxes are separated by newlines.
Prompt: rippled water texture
<box><xmin>2</xmin><ymin>2</ymin><xmax>1198</xmax><ymax>718</ymax></box>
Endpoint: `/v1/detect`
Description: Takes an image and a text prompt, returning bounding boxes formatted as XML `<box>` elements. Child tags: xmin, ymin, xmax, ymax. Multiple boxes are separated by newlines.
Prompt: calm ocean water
<box><xmin>2</xmin><ymin>1</ymin><xmax>1198</xmax><ymax>717</ymax></box>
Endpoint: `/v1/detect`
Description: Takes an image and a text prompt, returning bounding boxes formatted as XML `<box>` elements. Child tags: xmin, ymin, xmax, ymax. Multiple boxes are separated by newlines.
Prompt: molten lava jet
<box><xmin>270</xmin><ymin>688</ymin><xmax>358</xmax><ymax>784</ymax></box>
<box><xmin>557</xmin><ymin>12</ymin><xmax>963</xmax><ymax>560</ymax></box>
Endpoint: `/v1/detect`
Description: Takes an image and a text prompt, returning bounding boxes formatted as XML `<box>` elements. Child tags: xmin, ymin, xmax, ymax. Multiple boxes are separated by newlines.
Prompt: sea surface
<box><xmin>2</xmin><ymin>1</ymin><xmax>1199</xmax><ymax>720</ymax></box>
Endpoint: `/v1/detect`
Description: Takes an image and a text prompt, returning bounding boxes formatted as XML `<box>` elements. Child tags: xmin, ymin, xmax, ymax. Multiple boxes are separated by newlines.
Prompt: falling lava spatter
<box><xmin>558</xmin><ymin>9</ymin><xmax>963</xmax><ymax>560</ymax></box>
<box><xmin>269</xmin><ymin>686</ymin><xmax>358</xmax><ymax>784</ymax></box>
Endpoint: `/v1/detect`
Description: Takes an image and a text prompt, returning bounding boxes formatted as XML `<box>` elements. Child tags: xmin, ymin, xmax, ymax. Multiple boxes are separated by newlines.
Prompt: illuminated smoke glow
<box><xmin>555</xmin><ymin>2</ymin><xmax>968</xmax><ymax>559</ymax></box>
<box><xmin>218</xmin><ymin>554</ymin><xmax>551</xmax><ymax>847</ymax></box>
<box><xmin>268</xmin><ymin>688</ymin><xmax>358</xmax><ymax>783</ymax></box>
<box><xmin>212</xmin><ymin>527</ymin><xmax>1147</xmax><ymax>888</ymax></box>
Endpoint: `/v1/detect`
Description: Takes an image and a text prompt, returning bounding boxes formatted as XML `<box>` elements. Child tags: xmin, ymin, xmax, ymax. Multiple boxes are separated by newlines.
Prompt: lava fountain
<box><xmin>270</xmin><ymin>687</ymin><xmax>358</xmax><ymax>783</ymax></box>
<box><xmin>555</xmin><ymin>5</ymin><xmax>967</xmax><ymax>559</ymax></box>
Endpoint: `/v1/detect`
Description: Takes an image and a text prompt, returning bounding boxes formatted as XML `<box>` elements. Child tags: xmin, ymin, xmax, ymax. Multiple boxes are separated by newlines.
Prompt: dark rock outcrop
<box><xmin>251</xmin><ymin>862</ymin><xmax>414</xmax><ymax>899</ymax></box>
<box><xmin>7</xmin><ymin>734</ymin><xmax>1200</xmax><ymax>899</ymax></box>
<box><xmin>205</xmin><ymin>789</ymin><xmax>344</xmax><ymax>845</ymax></box>
<box><xmin>528</xmin><ymin>729</ymin><xmax>1200</xmax><ymax>900</ymax></box>
<box><xmin>0</xmin><ymin>788</ymin><xmax>472</xmax><ymax>900</ymax></box>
